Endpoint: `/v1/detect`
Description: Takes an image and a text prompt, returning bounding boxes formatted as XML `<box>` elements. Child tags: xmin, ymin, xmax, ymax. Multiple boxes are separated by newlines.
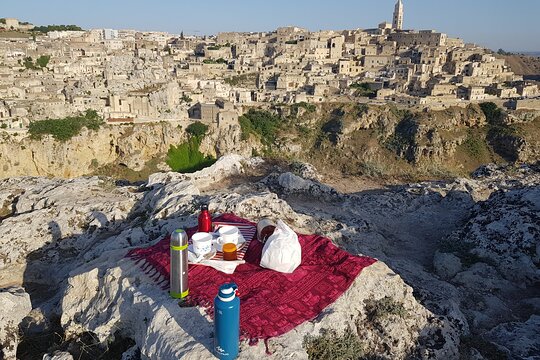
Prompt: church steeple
<box><xmin>393</xmin><ymin>0</ymin><xmax>404</xmax><ymax>30</ymax></box>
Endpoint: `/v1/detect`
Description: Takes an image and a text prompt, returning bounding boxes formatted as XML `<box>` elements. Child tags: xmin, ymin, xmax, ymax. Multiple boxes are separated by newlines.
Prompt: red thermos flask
<box><xmin>198</xmin><ymin>204</ymin><xmax>212</xmax><ymax>233</ymax></box>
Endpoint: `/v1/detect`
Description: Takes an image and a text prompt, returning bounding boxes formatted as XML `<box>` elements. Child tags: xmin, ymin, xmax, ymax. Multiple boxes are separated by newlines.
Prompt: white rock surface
<box><xmin>0</xmin><ymin>160</ymin><xmax>538</xmax><ymax>359</ymax></box>
<box><xmin>42</xmin><ymin>351</ymin><xmax>74</xmax><ymax>360</ymax></box>
<box><xmin>147</xmin><ymin>154</ymin><xmax>245</xmax><ymax>190</ymax></box>
<box><xmin>60</xmin><ymin>258</ymin><xmax>459</xmax><ymax>360</ymax></box>
<box><xmin>0</xmin><ymin>176</ymin><xmax>140</xmax><ymax>286</ymax></box>
<box><xmin>0</xmin><ymin>287</ymin><xmax>32</xmax><ymax>360</ymax></box>
<box><xmin>269</xmin><ymin>172</ymin><xmax>341</xmax><ymax>201</ymax></box>
<box><xmin>446</xmin><ymin>186</ymin><xmax>540</xmax><ymax>285</ymax></box>
<box><xmin>485</xmin><ymin>315</ymin><xmax>540</xmax><ymax>359</ymax></box>
<box><xmin>433</xmin><ymin>251</ymin><xmax>462</xmax><ymax>279</ymax></box>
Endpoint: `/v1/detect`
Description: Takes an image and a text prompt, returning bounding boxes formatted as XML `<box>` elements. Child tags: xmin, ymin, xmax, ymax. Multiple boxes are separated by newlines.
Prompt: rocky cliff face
<box><xmin>284</xmin><ymin>103</ymin><xmax>540</xmax><ymax>179</ymax></box>
<box><xmin>1</xmin><ymin>104</ymin><xmax>538</xmax><ymax>181</ymax></box>
<box><xmin>0</xmin><ymin>122</ymin><xmax>252</xmax><ymax>179</ymax></box>
<box><xmin>487</xmin><ymin>110</ymin><xmax>540</xmax><ymax>163</ymax></box>
<box><xmin>0</xmin><ymin>157</ymin><xmax>538</xmax><ymax>359</ymax></box>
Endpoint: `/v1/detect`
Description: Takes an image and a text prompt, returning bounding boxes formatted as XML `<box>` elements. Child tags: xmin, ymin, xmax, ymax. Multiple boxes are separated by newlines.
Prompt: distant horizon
<box><xmin>18</xmin><ymin>25</ymin><xmax>540</xmax><ymax>54</ymax></box>
<box><xmin>2</xmin><ymin>0</ymin><xmax>540</xmax><ymax>52</ymax></box>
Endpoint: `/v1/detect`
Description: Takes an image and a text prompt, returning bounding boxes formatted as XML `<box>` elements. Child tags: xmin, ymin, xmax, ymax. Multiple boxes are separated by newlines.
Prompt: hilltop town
<box><xmin>1</xmin><ymin>0</ymin><xmax>539</xmax><ymax>133</ymax></box>
<box><xmin>0</xmin><ymin>3</ymin><xmax>539</xmax><ymax>360</ymax></box>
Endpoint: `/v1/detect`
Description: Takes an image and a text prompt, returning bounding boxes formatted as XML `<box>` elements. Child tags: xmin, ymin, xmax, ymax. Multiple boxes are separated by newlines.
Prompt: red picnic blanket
<box><xmin>127</xmin><ymin>214</ymin><xmax>376</xmax><ymax>343</ymax></box>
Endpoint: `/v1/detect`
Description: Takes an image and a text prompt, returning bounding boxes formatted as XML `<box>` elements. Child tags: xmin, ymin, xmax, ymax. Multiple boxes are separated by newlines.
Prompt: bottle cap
<box><xmin>171</xmin><ymin>229</ymin><xmax>188</xmax><ymax>245</ymax></box>
<box><xmin>218</xmin><ymin>283</ymin><xmax>238</xmax><ymax>301</ymax></box>
<box><xmin>201</xmin><ymin>204</ymin><xmax>209</xmax><ymax>211</ymax></box>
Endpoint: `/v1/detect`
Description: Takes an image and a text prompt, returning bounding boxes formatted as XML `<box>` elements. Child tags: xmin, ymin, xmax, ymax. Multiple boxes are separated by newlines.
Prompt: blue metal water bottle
<box><xmin>214</xmin><ymin>283</ymin><xmax>240</xmax><ymax>359</ymax></box>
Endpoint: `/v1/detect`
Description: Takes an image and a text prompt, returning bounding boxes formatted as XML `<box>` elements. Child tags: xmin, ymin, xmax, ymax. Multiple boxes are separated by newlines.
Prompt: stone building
<box><xmin>389</xmin><ymin>31</ymin><xmax>447</xmax><ymax>47</ymax></box>
<box><xmin>188</xmin><ymin>99</ymin><xmax>239</xmax><ymax>126</ymax></box>
<box><xmin>328</xmin><ymin>36</ymin><xmax>345</xmax><ymax>59</ymax></box>
<box><xmin>0</xmin><ymin>15</ymin><xmax>529</xmax><ymax>126</ymax></box>
<box><xmin>517</xmin><ymin>83</ymin><xmax>540</xmax><ymax>98</ymax></box>
<box><xmin>3</xmin><ymin>18</ymin><xmax>19</xmax><ymax>29</ymax></box>
<box><xmin>467</xmin><ymin>86</ymin><xmax>488</xmax><ymax>101</ymax></box>
<box><xmin>363</xmin><ymin>55</ymin><xmax>395</xmax><ymax>70</ymax></box>
<box><xmin>393</xmin><ymin>0</ymin><xmax>404</xmax><ymax>30</ymax></box>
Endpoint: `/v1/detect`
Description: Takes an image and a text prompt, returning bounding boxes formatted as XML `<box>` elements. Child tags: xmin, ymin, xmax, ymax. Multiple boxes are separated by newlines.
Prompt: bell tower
<box><xmin>393</xmin><ymin>0</ymin><xmax>404</xmax><ymax>30</ymax></box>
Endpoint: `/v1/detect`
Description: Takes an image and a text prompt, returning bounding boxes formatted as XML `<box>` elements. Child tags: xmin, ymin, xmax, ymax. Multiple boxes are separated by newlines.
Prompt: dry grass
<box><xmin>0</xmin><ymin>31</ymin><xmax>31</xmax><ymax>38</ymax></box>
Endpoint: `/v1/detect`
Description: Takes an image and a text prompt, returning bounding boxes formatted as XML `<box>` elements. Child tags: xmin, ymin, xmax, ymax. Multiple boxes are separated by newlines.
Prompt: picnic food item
<box><xmin>198</xmin><ymin>204</ymin><xmax>212</xmax><ymax>232</ymax></box>
<box><xmin>256</xmin><ymin>218</ymin><xmax>276</xmax><ymax>243</ymax></box>
<box><xmin>214</xmin><ymin>283</ymin><xmax>240</xmax><ymax>359</ymax></box>
<box><xmin>222</xmin><ymin>243</ymin><xmax>237</xmax><ymax>261</ymax></box>
<box><xmin>191</xmin><ymin>232</ymin><xmax>213</xmax><ymax>257</ymax></box>
<box><xmin>260</xmin><ymin>220</ymin><xmax>302</xmax><ymax>273</ymax></box>
<box><xmin>170</xmin><ymin>229</ymin><xmax>189</xmax><ymax>299</ymax></box>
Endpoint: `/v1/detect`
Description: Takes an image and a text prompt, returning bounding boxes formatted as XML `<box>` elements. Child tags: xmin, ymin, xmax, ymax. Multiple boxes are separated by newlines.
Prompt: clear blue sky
<box><xmin>3</xmin><ymin>0</ymin><xmax>539</xmax><ymax>52</ymax></box>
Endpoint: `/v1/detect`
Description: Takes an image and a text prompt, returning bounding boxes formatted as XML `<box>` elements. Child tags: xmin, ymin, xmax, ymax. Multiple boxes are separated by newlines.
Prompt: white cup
<box><xmin>215</xmin><ymin>226</ymin><xmax>240</xmax><ymax>246</ymax></box>
<box><xmin>191</xmin><ymin>232</ymin><xmax>213</xmax><ymax>257</ymax></box>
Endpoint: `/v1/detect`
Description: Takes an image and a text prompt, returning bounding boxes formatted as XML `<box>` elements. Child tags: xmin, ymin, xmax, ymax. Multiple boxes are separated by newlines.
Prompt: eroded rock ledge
<box><xmin>0</xmin><ymin>156</ymin><xmax>538</xmax><ymax>359</ymax></box>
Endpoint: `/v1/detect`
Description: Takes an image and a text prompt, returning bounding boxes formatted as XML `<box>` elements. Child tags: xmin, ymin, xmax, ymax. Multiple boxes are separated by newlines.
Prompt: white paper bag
<box><xmin>260</xmin><ymin>220</ymin><xmax>301</xmax><ymax>273</ymax></box>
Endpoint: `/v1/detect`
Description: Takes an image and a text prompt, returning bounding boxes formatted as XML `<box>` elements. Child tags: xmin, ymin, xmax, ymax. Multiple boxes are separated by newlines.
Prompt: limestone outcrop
<box><xmin>0</xmin><ymin>287</ymin><xmax>31</xmax><ymax>360</ymax></box>
<box><xmin>0</xmin><ymin>157</ymin><xmax>538</xmax><ymax>359</ymax></box>
<box><xmin>2</xmin><ymin>104</ymin><xmax>538</xmax><ymax>181</ymax></box>
<box><xmin>0</xmin><ymin>121</ymin><xmax>251</xmax><ymax>179</ymax></box>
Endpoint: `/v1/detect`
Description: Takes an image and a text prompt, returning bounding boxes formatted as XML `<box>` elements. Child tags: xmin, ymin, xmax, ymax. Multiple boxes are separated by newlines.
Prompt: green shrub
<box><xmin>496</xmin><ymin>49</ymin><xmax>513</xmax><ymax>56</ymax></box>
<box><xmin>239</xmin><ymin>115</ymin><xmax>253</xmax><ymax>140</ymax></box>
<box><xmin>203</xmin><ymin>58</ymin><xmax>227</xmax><ymax>64</ymax></box>
<box><xmin>0</xmin><ymin>123</ymin><xmax>7</xmax><ymax>129</ymax></box>
<box><xmin>33</xmin><ymin>25</ymin><xmax>83</xmax><ymax>33</ymax></box>
<box><xmin>365</xmin><ymin>297</ymin><xmax>408</xmax><ymax>322</ymax></box>
<box><xmin>238</xmin><ymin>109</ymin><xmax>282</xmax><ymax>144</ymax></box>
<box><xmin>36</xmin><ymin>55</ymin><xmax>50</xmax><ymax>68</ymax></box>
<box><xmin>297</xmin><ymin>125</ymin><xmax>311</xmax><ymax>137</ymax></box>
<box><xmin>28</xmin><ymin>110</ymin><xmax>103</xmax><ymax>141</ymax></box>
<box><xmin>356</xmin><ymin>104</ymin><xmax>369</xmax><ymax>116</ymax></box>
<box><xmin>303</xmin><ymin>327</ymin><xmax>365</xmax><ymax>360</ymax></box>
<box><xmin>21</xmin><ymin>55</ymin><xmax>50</xmax><ymax>70</ymax></box>
<box><xmin>488</xmin><ymin>124</ymin><xmax>519</xmax><ymax>138</ymax></box>
<box><xmin>479</xmin><ymin>102</ymin><xmax>502</xmax><ymax>124</ymax></box>
<box><xmin>166</xmin><ymin>137</ymin><xmax>216</xmax><ymax>173</ymax></box>
<box><xmin>462</xmin><ymin>130</ymin><xmax>488</xmax><ymax>158</ymax></box>
<box><xmin>186</xmin><ymin>121</ymin><xmax>209</xmax><ymax>138</ymax></box>
<box><xmin>350</xmin><ymin>83</ymin><xmax>376</xmax><ymax>97</ymax></box>
<box><xmin>23</xmin><ymin>57</ymin><xmax>38</xmax><ymax>70</ymax></box>
<box><xmin>384</xmin><ymin>115</ymin><xmax>416</xmax><ymax>155</ymax></box>
<box><xmin>291</xmin><ymin>102</ymin><xmax>316</xmax><ymax>115</ymax></box>
<box><xmin>358</xmin><ymin>161</ymin><xmax>386</xmax><ymax>178</ymax></box>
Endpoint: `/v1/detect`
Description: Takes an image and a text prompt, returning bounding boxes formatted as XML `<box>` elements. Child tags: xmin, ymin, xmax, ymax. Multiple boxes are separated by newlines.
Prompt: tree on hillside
<box><xmin>497</xmin><ymin>49</ymin><xmax>513</xmax><ymax>56</ymax></box>
<box><xmin>33</xmin><ymin>24</ymin><xmax>83</xmax><ymax>33</ymax></box>
<box><xmin>36</xmin><ymin>55</ymin><xmax>50</xmax><ymax>68</ymax></box>
<box><xmin>186</xmin><ymin>121</ymin><xmax>209</xmax><ymax>138</ymax></box>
